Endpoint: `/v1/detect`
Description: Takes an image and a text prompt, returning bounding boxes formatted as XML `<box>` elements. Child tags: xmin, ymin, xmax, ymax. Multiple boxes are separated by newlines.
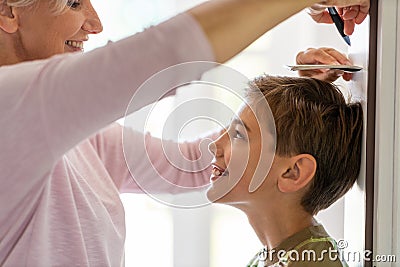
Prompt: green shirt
<box><xmin>247</xmin><ymin>224</ymin><xmax>348</xmax><ymax>267</ymax></box>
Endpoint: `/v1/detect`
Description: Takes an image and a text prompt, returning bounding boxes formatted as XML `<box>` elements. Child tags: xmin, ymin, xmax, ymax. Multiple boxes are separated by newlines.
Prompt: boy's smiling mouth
<box><xmin>210</xmin><ymin>164</ymin><xmax>229</xmax><ymax>182</ymax></box>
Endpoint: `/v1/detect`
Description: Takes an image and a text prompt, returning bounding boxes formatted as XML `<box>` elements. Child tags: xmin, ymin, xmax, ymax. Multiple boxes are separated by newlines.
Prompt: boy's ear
<box><xmin>0</xmin><ymin>1</ymin><xmax>18</xmax><ymax>33</ymax></box>
<box><xmin>277</xmin><ymin>154</ymin><xmax>316</xmax><ymax>193</ymax></box>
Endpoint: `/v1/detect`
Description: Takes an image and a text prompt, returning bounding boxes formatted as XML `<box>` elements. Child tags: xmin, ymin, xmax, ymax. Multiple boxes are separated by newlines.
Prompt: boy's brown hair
<box><xmin>247</xmin><ymin>75</ymin><xmax>363</xmax><ymax>215</ymax></box>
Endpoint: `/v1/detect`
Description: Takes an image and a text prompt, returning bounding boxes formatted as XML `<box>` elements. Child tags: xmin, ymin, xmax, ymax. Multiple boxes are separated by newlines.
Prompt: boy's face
<box><xmin>207</xmin><ymin>104</ymin><xmax>276</xmax><ymax>204</ymax></box>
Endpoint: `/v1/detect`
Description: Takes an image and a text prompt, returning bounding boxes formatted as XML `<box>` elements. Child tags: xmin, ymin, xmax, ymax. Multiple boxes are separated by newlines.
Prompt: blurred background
<box><xmin>87</xmin><ymin>1</ymin><xmax>350</xmax><ymax>266</ymax></box>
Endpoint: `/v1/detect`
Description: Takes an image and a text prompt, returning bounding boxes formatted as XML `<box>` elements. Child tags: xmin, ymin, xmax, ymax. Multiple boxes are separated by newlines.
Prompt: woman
<box><xmin>0</xmin><ymin>0</ymin><xmax>369</xmax><ymax>266</ymax></box>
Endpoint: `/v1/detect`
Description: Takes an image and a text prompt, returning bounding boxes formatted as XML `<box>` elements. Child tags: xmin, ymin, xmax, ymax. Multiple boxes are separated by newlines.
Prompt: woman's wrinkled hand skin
<box><xmin>308</xmin><ymin>0</ymin><xmax>370</xmax><ymax>36</ymax></box>
<box><xmin>296</xmin><ymin>47</ymin><xmax>353</xmax><ymax>83</ymax></box>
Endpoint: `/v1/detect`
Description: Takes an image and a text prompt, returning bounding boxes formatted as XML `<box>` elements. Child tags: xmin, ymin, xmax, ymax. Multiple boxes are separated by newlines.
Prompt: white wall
<box><xmin>395</xmin><ymin>2</ymin><xmax>400</xmax><ymax>259</ymax></box>
<box><xmin>374</xmin><ymin>1</ymin><xmax>400</xmax><ymax>266</ymax></box>
<box><xmin>342</xmin><ymin>14</ymin><xmax>370</xmax><ymax>267</ymax></box>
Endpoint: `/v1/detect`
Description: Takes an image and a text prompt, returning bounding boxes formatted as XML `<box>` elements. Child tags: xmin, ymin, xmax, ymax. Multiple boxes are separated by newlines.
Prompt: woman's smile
<box><xmin>65</xmin><ymin>40</ymin><xmax>85</xmax><ymax>52</ymax></box>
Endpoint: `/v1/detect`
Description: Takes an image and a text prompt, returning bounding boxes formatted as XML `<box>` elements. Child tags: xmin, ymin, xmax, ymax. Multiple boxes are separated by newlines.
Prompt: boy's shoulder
<box><xmin>282</xmin><ymin>224</ymin><xmax>348</xmax><ymax>267</ymax></box>
<box><xmin>287</xmin><ymin>236</ymin><xmax>347</xmax><ymax>267</ymax></box>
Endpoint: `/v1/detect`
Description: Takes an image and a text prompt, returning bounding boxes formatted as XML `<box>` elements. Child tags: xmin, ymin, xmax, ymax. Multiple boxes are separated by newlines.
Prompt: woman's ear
<box><xmin>0</xmin><ymin>2</ymin><xmax>18</xmax><ymax>33</ymax></box>
<box><xmin>277</xmin><ymin>154</ymin><xmax>317</xmax><ymax>193</ymax></box>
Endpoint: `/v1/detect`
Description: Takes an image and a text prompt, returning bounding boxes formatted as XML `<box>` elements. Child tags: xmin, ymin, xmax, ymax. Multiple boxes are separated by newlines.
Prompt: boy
<box><xmin>207</xmin><ymin>75</ymin><xmax>363</xmax><ymax>267</ymax></box>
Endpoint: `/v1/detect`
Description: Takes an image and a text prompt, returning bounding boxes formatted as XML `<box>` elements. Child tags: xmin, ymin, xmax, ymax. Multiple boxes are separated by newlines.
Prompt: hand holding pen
<box><xmin>327</xmin><ymin>7</ymin><xmax>351</xmax><ymax>46</ymax></box>
<box><xmin>307</xmin><ymin>1</ymin><xmax>370</xmax><ymax>36</ymax></box>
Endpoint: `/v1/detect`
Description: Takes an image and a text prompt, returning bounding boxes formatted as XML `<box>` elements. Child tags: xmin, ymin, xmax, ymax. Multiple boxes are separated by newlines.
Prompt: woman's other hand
<box><xmin>296</xmin><ymin>47</ymin><xmax>353</xmax><ymax>82</ymax></box>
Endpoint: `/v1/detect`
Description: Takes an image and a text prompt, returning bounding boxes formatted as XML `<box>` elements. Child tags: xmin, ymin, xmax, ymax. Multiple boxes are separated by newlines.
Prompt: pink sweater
<box><xmin>0</xmin><ymin>13</ymin><xmax>215</xmax><ymax>266</ymax></box>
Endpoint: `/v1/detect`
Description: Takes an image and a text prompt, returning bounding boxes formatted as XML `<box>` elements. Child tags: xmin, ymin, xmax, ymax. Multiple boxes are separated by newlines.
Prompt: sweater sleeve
<box><xmin>0</xmin><ymin>13</ymin><xmax>214</xmax><ymax>219</ymax></box>
<box><xmin>41</xmin><ymin>12</ymin><xmax>215</xmax><ymax>162</ymax></box>
<box><xmin>90</xmin><ymin>123</ymin><xmax>221</xmax><ymax>194</ymax></box>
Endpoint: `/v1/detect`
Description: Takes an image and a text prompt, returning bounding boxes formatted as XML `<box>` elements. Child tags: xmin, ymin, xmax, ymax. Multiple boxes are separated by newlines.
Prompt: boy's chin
<box><xmin>206</xmin><ymin>185</ymin><xmax>235</xmax><ymax>204</ymax></box>
<box><xmin>206</xmin><ymin>173</ymin><xmax>245</xmax><ymax>204</ymax></box>
<box><xmin>206</xmin><ymin>191</ymin><xmax>222</xmax><ymax>204</ymax></box>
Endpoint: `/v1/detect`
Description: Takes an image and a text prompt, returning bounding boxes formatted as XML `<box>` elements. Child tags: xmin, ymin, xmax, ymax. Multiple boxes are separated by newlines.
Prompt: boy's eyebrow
<box><xmin>231</xmin><ymin>118</ymin><xmax>251</xmax><ymax>132</ymax></box>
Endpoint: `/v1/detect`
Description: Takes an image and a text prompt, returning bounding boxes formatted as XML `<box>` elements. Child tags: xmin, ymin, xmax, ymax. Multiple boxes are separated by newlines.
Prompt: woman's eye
<box><xmin>67</xmin><ymin>0</ymin><xmax>81</xmax><ymax>9</ymax></box>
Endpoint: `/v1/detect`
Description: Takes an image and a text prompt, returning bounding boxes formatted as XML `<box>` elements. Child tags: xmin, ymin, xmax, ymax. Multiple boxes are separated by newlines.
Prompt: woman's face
<box><xmin>11</xmin><ymin>0</ymin><xmax>102</xmax><ymax>61</ymax></box>
<box><xmin>207</xmin><ymin>104</ymin><xmax>276</xmax><ymax>205</ymax></box>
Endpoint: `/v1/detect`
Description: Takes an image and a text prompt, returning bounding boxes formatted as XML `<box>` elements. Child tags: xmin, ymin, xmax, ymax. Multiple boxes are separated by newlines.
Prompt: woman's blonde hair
<box><xmin>6</xmin><ymin>0</ymin><xmax>68</xmax><ymax>13</ymax></box>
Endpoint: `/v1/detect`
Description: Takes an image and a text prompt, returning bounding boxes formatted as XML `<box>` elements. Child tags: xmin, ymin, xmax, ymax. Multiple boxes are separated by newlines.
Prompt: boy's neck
<box><xmin>245</xmin><ymin>205</ymin><xmax>315</xmax><ymax>249</ymax></box>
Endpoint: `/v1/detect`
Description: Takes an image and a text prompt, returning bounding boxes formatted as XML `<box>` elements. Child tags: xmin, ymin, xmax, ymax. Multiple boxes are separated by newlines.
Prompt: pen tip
<box><xmin>344</xmin><ymin>36</ymin><xmax>351</xmax><ymax>46</ymax></box>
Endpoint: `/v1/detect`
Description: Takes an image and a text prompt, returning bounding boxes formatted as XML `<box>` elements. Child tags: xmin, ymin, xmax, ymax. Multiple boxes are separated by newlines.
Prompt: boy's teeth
<box><xmin>212</xmin><ymin>167</ymin><xmax>225</xmax><ymax>177</ymax></box>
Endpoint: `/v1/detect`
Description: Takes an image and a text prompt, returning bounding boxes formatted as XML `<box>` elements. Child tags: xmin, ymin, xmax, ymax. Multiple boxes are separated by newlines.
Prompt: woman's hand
<box><xmin>308</xmin><ymin>0</ymin><xmax>370</xmax><ymax>35</ymax></box>
<box><xmin>296</xmin><ymin>47</ymin><xmax>353</xmax><ymax>82</ymax></box>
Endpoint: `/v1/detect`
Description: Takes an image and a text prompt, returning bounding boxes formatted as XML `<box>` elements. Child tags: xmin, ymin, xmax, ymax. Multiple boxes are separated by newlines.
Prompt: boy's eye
<box><xmin>226</xmin><ymin>121</ymin><xmax>247</xmax><ymax>141</ymax></box>
<box><xmin>67</xmin><ymin>0</ymin><xmax>81</xmax><ymax>9</ymax></box>
<box><xmin>228</xmin><ymin>126</ymin><xmax>246</xmax><ymax>140</ymax></box>
<box><xmin>233</xmin><ymin>130</ymin><xmax>244</xmax><ymax>139</ymax></box>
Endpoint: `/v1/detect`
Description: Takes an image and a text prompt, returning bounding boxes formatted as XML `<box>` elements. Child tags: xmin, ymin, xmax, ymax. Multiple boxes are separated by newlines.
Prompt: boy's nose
<box><xmin>208</xmin><ymin>141</ymin><xmax>225</xmax><ymax>157</ymax></box>
<box><xmin>208</xmin><ymin>142</ymin><xmax>216</xmax><ymax>155</ymax></box>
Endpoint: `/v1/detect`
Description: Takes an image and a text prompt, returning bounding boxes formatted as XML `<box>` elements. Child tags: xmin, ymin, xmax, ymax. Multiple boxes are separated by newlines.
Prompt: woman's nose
<box><xmin>82</xmin><ymin>4</ymin><xmax>103</xmax><ymax>34</ymax></box>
